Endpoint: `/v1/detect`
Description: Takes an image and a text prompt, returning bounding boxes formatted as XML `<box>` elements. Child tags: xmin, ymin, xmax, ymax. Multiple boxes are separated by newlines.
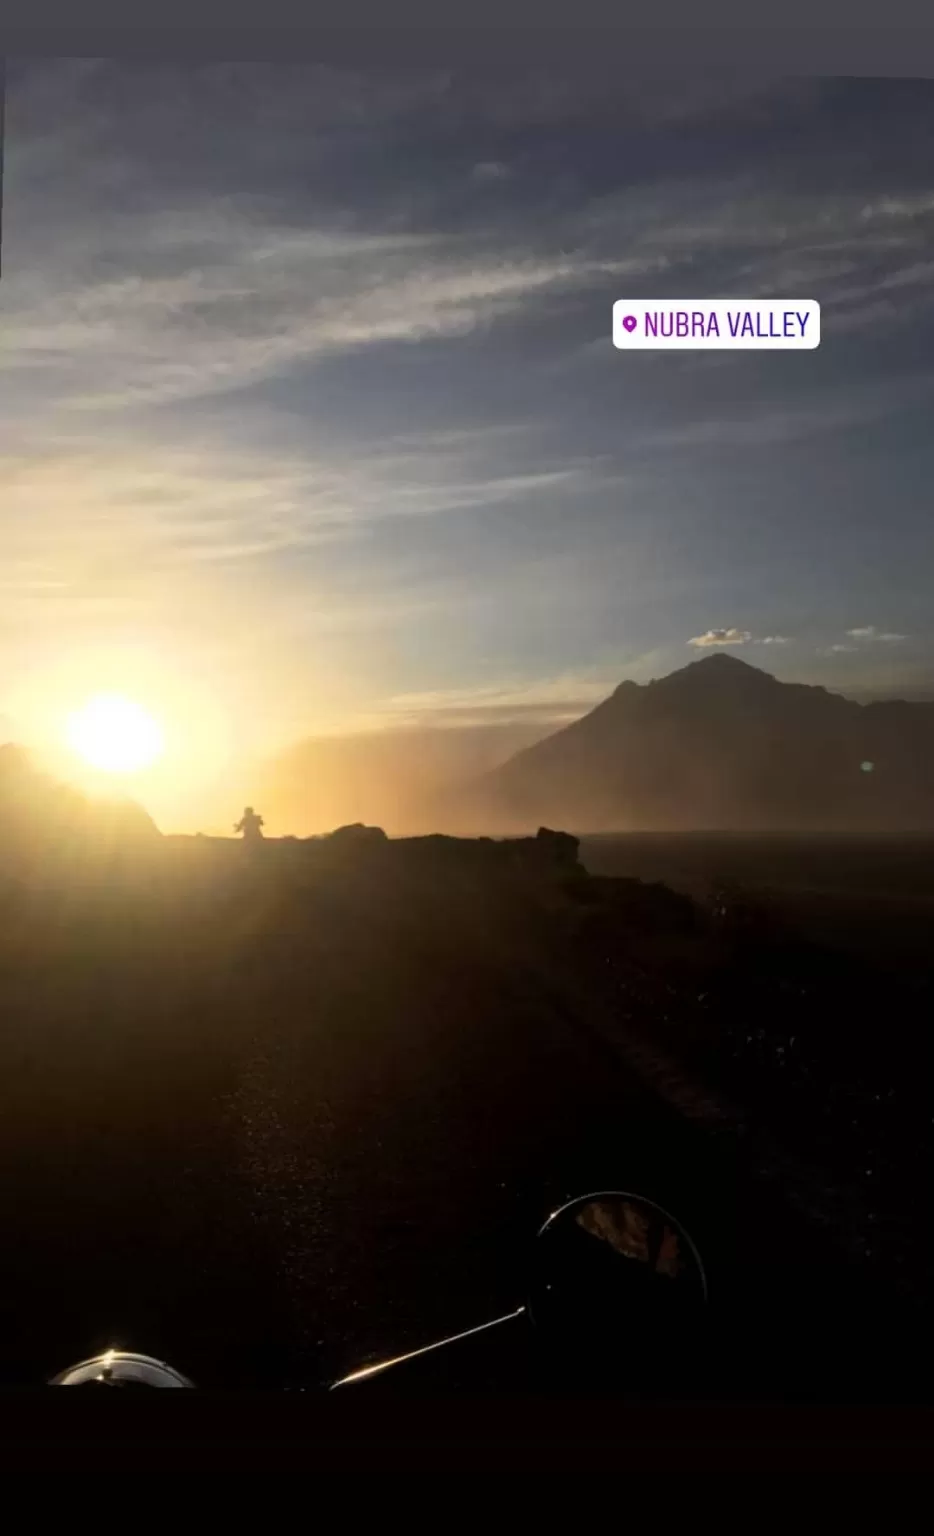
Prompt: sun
<box><xmin>66</xmin><ymin>693</ymin><xmax>165</xmax><ymax>775</ymax></box>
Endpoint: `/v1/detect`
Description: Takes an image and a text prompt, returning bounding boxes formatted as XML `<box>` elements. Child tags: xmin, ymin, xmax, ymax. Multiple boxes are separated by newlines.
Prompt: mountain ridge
<box><xmin>468</xmin><ymin>653</ymin><xmax>934</xmax><ymax>833</ymax></box>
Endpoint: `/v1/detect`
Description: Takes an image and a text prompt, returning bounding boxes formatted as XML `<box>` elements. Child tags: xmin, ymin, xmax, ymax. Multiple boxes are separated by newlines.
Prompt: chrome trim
<box><xmin>331</xmin><ymin>1307</ymin><xmax>527</xmax><ymax>1387</ymax></box>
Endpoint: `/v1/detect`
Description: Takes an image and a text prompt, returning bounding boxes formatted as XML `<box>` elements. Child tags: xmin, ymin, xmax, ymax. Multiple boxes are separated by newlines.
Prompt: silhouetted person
<box><xmin>234</xmin><ymin>805</ymin><xmax>264</xmax><ymax>844</ymax></box>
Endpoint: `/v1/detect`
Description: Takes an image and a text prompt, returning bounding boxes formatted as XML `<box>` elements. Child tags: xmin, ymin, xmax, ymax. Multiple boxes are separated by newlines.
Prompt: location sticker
<box><xmin>613</xmin><ymin>300</ymin><xmax>820</xmax><ymax>350</ymax></box>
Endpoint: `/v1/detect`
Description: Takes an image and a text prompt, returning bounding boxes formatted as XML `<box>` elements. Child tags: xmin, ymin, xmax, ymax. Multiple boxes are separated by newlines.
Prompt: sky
<box><xmin>2</xmin><ymin>58</ymin><xmax>934</xmax><ymax>827</ymax></box>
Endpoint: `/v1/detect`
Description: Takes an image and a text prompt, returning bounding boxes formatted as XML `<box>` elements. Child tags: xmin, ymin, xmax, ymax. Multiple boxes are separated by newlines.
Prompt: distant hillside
<box><xmin>459</xmin><ymin>654</ymin><xmax>934</xmax><ymax>832</ymax></box>
<box><xmin>0</xmin><ymin>744</ymin><xmax>161</xmax><ymax>860</ymax></box>
<box><xmin>249</xmin><ymin>721</ymin><xmax>549</xmax><ymax>837</ymax></box>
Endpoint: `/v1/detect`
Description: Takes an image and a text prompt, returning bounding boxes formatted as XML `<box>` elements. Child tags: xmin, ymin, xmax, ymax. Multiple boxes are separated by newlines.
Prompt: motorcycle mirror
<box><xmin>50</xmin><ymin>1350</ymin><xmax>193</xmax><ymax>1387</ymax></box>
<box><xmin>527</xmin><ymin>1191</ymin><xmax>707</xmax><ymax>1374</ymax></box>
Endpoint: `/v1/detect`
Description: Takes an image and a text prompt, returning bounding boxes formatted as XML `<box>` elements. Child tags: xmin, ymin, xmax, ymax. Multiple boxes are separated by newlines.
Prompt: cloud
<box><xmin>846</xmin><ymin>626</ymin><xmax>908</xmax><ymax>642</ymax></box>
<box><xmin>4</xmin><ymin>62</ymin><xmax>933</xmax><ymax>764</ymax></box>
<box><xmin>379</xmin><ymin>672</ymin><xmax>618</xmax><ymax>727</ymax></box>
<box><xmin>634</xmin><ymin>377</ymin><xmax>934</xmax><ymax>453</ymax></box>
<box><xmin>10</xmin><ymin>65</ymin><xmax>934</xmax><ymax>432</ymax></box>
<box><xmin>471</xmin><ymin>161</ymin><xmax>511</xmax><ymax>182</ymax></box>
<box><xmin>858</xmin><ymin>192</ymin><xmax>934</xmax><ymax>224</ymax></box>
<box><xmin>689</xmin><ymin>629</ymin><xmax>792</xmax><ymax>648</ymax></box>
<box><xmin>688</xmin><ymin>628</ymin><xmax>752</xmax><ymax>648</ymax></box>
<box><xmin>0</xmin><ymin>428</ymin><xmax>611</xmax><ymax>648</ymax></box>
<box><xmin>828</xmin><ymin>644</ymin><xmax>857</xmax><ymax>653</ymax></box>
<box><xmin>3</xmin><ymin>238</ymin><xmax>640</xmax><ymax>414</ymax></box>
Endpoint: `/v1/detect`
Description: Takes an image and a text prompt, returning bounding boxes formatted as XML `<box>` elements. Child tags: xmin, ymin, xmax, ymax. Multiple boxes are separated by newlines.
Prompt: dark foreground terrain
<box><xmin>0</xmin><ymin>831</ymin><xmax>928</xmax><ymax>1393</ymax></box>
<box><xmin>581</xmin><ymin>830</ymin><xmax>934</xmax><ymax>968</ymax></box>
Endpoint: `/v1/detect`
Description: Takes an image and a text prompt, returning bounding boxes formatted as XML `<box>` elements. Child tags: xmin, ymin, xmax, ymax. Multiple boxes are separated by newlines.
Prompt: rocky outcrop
<box><xmin>328</xmin><ymin>822</ymin><xmax>389</xmax><ymax>846</ymax></box>
<box><xmin>377</xmin><ymin>828</ymin><xmax>582</xmax><ymax>876</ymax></box>
<box><xmin>535</xmin><ymin>826</ymin><xmax>580</xmax><ymax>867</ymax></box>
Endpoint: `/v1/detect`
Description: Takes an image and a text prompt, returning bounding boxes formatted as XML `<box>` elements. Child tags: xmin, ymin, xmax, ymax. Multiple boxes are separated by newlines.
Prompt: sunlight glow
<box><xmin>66</xmin><ymin>693</ymin><xmax>165</xmax><ymax>775</ymax></box>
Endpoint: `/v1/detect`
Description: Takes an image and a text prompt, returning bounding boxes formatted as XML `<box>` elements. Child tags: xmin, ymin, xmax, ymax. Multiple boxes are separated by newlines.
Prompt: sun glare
<box><xmin>66</xmin><ymin>693</ymin><xmax>165</xmax><ymax>775</ymax></box>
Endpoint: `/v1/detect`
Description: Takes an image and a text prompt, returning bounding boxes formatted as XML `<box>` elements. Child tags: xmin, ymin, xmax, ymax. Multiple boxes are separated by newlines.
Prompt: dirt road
<box><xmin>0</xmin><ymin>855</ymin><xmax>903</xmax><ymax>1391</ymax></box>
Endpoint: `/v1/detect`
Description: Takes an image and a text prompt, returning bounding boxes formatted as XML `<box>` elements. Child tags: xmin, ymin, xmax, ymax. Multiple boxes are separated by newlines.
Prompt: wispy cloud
<box><xmin>379</xmin><ymin>671</ymin><xmax>618</xmax><ymax>727</ymax></box>
<box><xmin>0</xmin><ymin>424</ymin><xmax>611</xmax><ymax>607</ymax></box>
<box><xmin>3</xmin><ymin>61</ymin><xmax>933</xmax><ymax>776</ymax></box>
<box><xmin>636</xmin><ymin>377</ymin><xmax>934</xmax><ymax>453</ymax></box>
<box><xmin>9</xmin><ymin>65</ymin><xmax>934</xmax><ymax>435</ymax></box>
<box><xmin>471</xmin><ymin>160</ymin><xmax>511</xmax><ymax>182</ymax></box>
<box><xmin>846</xmin><ymin>626</ymin><xmax>908</xmax><ymax>642</ymax></box>
<box><xmin>3</xmin><ymin>238</ymin><xmax>640</xmax><ymax>414</ymax></box>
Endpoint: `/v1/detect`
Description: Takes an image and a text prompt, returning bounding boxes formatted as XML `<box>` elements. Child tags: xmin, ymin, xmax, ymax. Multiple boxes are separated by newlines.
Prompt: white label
<box><xmin>613</xmin><ymin>299</ymin><xmax>821</xmax><ymax>350</ymax></box>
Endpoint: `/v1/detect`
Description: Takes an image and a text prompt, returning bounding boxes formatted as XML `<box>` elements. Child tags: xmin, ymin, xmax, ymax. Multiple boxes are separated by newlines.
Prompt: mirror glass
<box><xmin>529</xmin><ymin>1191</ymin><xmax>707</xmax><ymax>1376</ymax></box>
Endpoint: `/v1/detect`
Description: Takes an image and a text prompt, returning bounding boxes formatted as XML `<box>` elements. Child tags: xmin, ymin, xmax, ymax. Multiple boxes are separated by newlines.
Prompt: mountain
<box><xmin>0</xmin><ymin>744</ymin><xmax>161</xmax><ymax>857</ymax></box>
<box><xmin>464</xmin><ymin>653</ymin><xmax>934</xmax><ymax>832</ymax></box>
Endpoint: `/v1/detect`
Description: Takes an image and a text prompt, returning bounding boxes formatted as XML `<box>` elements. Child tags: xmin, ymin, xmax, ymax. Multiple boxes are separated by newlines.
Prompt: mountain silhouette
<box><xmin>0</xmin><ymin>744</ymin><xmax>161</xmax><ymax>859</ymax></box>
<box><xmin>468</xmin><ymin>653</ymin><xmax>934</xmax><ymax>832</ymax></box>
